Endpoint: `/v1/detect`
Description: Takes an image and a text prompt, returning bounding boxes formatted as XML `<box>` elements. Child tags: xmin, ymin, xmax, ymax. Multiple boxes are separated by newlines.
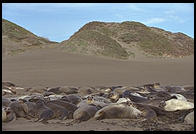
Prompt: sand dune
<box><xmin>2</xmin><ymin>48</ymin><xmax>194</xmax><ymax>88</ymax></box>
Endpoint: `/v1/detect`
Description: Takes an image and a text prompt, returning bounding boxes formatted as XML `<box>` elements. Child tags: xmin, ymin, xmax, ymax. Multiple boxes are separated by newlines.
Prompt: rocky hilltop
<box><xmin>60</xmin><ymin>21</ymin><xmax>194</xmax><ymax>59</ymax></box>
<box><xmin>2</xmin><ymin>19</ymin><xmax>58</xmax><ymax>56</ymax></box>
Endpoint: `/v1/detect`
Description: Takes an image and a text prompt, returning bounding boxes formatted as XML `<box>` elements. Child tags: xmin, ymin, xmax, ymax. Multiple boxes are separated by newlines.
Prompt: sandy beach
<box><xmin>2</xmin><ymin>48</ymin><xmax>194</xmax><ymax>88</ymax></box>
<box><xmin>2</xmin><ymin>48</ymin><xmax>194</xmax><ymax>131</ymax></box>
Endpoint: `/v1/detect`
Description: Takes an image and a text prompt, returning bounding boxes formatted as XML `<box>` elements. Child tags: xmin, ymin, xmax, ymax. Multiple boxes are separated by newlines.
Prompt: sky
<box><xmin>2</xmin><ymin>3</ymin><xmax>194</xmax><ymax>42</ymax></box>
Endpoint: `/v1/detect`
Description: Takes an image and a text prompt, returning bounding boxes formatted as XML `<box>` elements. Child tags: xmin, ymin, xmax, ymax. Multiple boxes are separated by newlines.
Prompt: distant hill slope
<box><xmin>2</xmin><ymin>19</ymin><xmax>58</xmax><ymax>56</ymax></box>
<box><xmin>60</xmin><ymin>21</ymin><xmax>194</xmax><ymax>59</ymax></box>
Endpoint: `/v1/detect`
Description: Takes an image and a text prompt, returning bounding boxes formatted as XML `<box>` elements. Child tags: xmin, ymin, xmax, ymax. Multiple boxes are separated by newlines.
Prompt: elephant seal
<box><xmin>99</xmin><ymin>87</ymin><xmax>112</xmax><ymax>93</ymax></box>
<box><xmin>165</xmin><ymin>86</ymin><xmax>186</xmax><ymax>93</ymax></box>
<box><xmin>33</xmin><ymin>99</ymin><xmax>55</xmax><ymax>123</ymax></box>
<box><xmin>2</xmin><ymin>107</ymin><xmax>16</xmax><ymax>122</ymax></box>
<box><xmin>88</xmin><ymin>96</ymin><xmax>111</xmax><ymax>104</ymax></box>
<box><xmin>46</xmin><ymin>87</ymin><xmax>62</xmax><ymax>94</ymax></box>
<box><xmin>143</xmin><ymin>82</ymin><xmax>161</xmax><ymax>89</ymax></box>
<box><xmin>47</xmin><ymin>94</ymin><xmax>63</xmax><ymax>101</ymax></box>
<box><xmin>146</xmin><ymin>91</ymin><xmax>171</xmax><ymax>101</ymax></box>
<box><xmin>122</xmin><ymin>90</ymin><xmax>149</xmax><ymax>103</ymax></box>
<box><xmin>2</xmin><ymin>97</ymin><xmax>11</xmax><ymax>107</ymax></box>
<box><xmin>162</xmin><ymin>99</ymin><xmax>194</xmax><ymax>111</ymax></box>
<box><xmin>18</xmin><ymin>95</ymin><xmax>32</xmax><ymax>102</ymax></box>
<box><xmin>61</xmin><ymin>94</ymin><xmax>82</xmax><ymax>105</ymax></box>
<box><xmin>78</xmin><ymin>87</ymin><xmax>97</xmax><ymax>96</ymax></box>
<box><xmin>43</xmin><ymin>91</ymin><xmax>55</xmax><ymax>97</ymax></box>
<box><xmin>107</xmin><ymin>91</ymin><xmax>120</xmax><ymax>103</ymax></box>
<box><xmin>47</xmin><ymin>100</ymin><xmax>78</xmax><ymax>119</ymax></box>
<box><xmin>60</xmin><ymin>86</ymin><xmax>79</xmax><ymax>94</ymax></box>
<box><xmin>170</xmin><ymin>93</ymin><xmax>187</xmax><ymax>101</ymax></box>
<box><xmin>149</xmin><ymin>104</ymin><xmax>194</xmax><ymax>123</ymax></box>
<box><xmin>141</xmin><ymin>83</ymin><xmax>161</xmax><ymax>92</ymax></box>
<box><xmin>2</xmin><ymin>81</ymin><xmax>15</xmax><ymax>88</ymax></box>
<box><xmin>24</xmin><ymin>101</ymin><xmax>37</xmax><ymax>118</ymax></box>
<box><xmin>94</xmin><ymin>102</ymin><xmax>142</xmax><ymax>120</ymax></box>
<box><xmin>44</xmin><ymin>101</ymin><xmax>69</xmax><ymax>120</ymax></box>
<box><xmin>73</xmin><ymin>104</ymin><xmax>100</xmax><ymax>123</ymax></box>
<box><xmin>2</xmin><ymin>81</ymin><xmax>16</xmax><ymax>95</ymax></box>
<box><xmin>116</xmin><ymin>98</ymin><xmax>131</xmax><ymax>104</ymax></box>
<box><xmin>86</xmin><ymin>96</ymin><xmax>109</xmax><ymax>108</ymax></box>
<box><xmin>184</xmin><ymin>111</ymin><xmax>194</xmax><ymax>124</ymax></box>
<box><xmin>8</xmin><ymin>100</ymin><xmax>28</xmax><ymax>118</ymax></box>
<box><xmin>2</xmin><ymin>107</ymin><xmax>7</xmax><ymax>122</ymax></box>
<box><xmin>2</xmin><ymin>89</ymin><xmax>15</xmax><ymax>95</ymax></box>
<box><xmin>77</xmin><ymin>98</ymin><xmax>93</xmax><ymax>108</ymax></box>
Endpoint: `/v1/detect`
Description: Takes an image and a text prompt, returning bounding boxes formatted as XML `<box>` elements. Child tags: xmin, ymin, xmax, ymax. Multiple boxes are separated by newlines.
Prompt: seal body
<box><xmin>122</xmin><ymin>90</ymin><xmax>148</xmax><ymax>103</ymax></box>
<box><xmin>61</xmin><ymin>94</ymin><xmax>82</xmax><ymax>105</ymax></box>
<box><xmin>73</xmin><ymin>104</ymin><xmax>99</xmax><ymax>122</ymax></box>
<box><xmin>48</xmin><ymin>100</ymin><xmax>78</xmax><ymax>119</ymax></box>
<box><xmin>8</xmin><ymin>101</ymin><xmax>28</xmax><ymax>118</ymax></box>
<box><xmin>44</xmin><ymin>101</ymin><xmax>69</xmax><ymax>120</ymax></box>
<box><xmin>94</xmin><ymin>103</ymin><xmax>142</xmax><ymax>120</ymax></box>
<box><xmin>33</xmin><ymin>100</ymin><xmax>55</xmax><ymax>122</ymax></box>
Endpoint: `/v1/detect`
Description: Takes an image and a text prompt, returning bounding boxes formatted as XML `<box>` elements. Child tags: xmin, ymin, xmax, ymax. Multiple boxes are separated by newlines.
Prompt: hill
<box><xmin>2</xmin><ymin>19</ymin><xmax>58</xmax><ymax>56</ymax></box>
<box><xmin>60</xmin><ymin>21</ymin><xmax>194</xmax><ymax>59</ymax></box>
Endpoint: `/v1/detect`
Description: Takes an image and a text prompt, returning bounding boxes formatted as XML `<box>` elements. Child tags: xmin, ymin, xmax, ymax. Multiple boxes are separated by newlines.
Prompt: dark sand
<box><xmin>2</xmin><ymin>48</ymin><xmax>194</xmax><ymax>88</ymax></box>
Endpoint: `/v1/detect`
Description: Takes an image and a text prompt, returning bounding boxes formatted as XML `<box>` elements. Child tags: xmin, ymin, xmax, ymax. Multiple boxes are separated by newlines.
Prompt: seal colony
<box><xmin>2</xmin><ymin>81</ymin><xmax>194</xmax><ymax>131</ymax></box>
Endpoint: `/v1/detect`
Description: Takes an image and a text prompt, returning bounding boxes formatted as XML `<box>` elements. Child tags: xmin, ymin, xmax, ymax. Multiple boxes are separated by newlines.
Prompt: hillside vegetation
<box><xmin>2</xmin><ymin>19</ymin><xmax>58</xmax><ymax>56</ymax></box>
<box><xmin>61</xmin><ymin>21</ymin><xmax>194</xmax><ymax>59</ymax></box>
<box><xmin>2</xmin><ymin>19</ymin><xmax>194</xmax><ymax>59</ymax></box>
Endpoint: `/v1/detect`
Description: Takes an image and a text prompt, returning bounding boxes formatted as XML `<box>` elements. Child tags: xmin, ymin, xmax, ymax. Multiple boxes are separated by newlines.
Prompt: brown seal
<box><xmin>73</xmin><ymin>104</ymin><xmax>99</xmax><ymax>123</ymax></box>
<box><xmin>47</xmin><ymin>100</ymin><xmax>78</xmax><ymax>119</ymax></box>
<box><xmin>61</xmin><ymin>94</ymin><xmax>82</xmax><ymax>105</ymax></box>
<box><xmin>8</xmin><ymin>100</ymin><xmax>28</xmax><ymax>118</ymax></box>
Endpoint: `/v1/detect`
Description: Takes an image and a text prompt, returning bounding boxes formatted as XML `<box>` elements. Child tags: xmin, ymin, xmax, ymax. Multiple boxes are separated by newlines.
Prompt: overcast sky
<box><xmin>2</xmin><ymin>3</ymin><xmax>194</xmax><ymax>42</ymax></box>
